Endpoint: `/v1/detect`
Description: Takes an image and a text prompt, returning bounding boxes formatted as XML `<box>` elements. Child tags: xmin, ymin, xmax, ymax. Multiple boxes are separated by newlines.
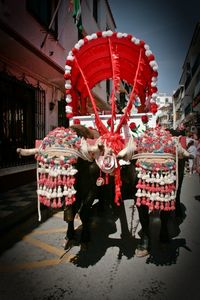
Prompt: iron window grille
<box><xmin>0</xmin><ymin>71</ymin><xmax>45</xmax><ymax>168</ymax></box>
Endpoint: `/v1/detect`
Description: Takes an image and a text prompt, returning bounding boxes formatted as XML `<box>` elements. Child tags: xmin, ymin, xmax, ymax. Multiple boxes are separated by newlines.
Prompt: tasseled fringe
<box><xmin>37</xmin><ymin>167</ymin><xmax>77</xmax><ymax>209</ymax></box>
<box><xmin>135</xmin><ymin>159</ymin><xmax>177</xmax><ymax>212</ymax></box>
<box><xmin>136</xmin><ymin>197</ymin><xmax>176</xmax><ymax>211</ymax></box>
<box><xmin>114</xmin><ymin>165</ymin><xmax>122</xmax><ymax>206</ymax></box>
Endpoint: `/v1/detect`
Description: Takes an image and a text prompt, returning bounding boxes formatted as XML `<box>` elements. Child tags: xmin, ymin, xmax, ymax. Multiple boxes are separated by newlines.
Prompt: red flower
<box><xmin>129</xmin><ymin>122</ymin><xmax>137</xmax><ymax>131</ymax></box>
<box><xmin>150</xmin><ymin>102</ymin><xmax>158</xmax><ymax>114</ymax></box>
<box><xmin>107</xmin><ymin>118</ymin><xmax>112</xmax><ymax>127</ymax></box>
<box><xmin>66</xmin><ymin>113</ymin><xmax>73</xmax><ymax>119</ymax></box>
<box><xmin>141</xmin><ymin>115</ymin><xmax>149</xmax><ymax>124</ymax></box>
<box><xmin>155</xmin><ymin>143</ymin><xmax>161</xmax><ymax>149</ymax></box>
<box><xmin>73</xmin><ymin>119</ymin><xmax>80</xmax><ymax>125</ymax></box>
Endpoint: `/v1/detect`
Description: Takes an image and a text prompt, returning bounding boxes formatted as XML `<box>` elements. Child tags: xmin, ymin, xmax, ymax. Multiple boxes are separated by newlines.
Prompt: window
<box><xmin>27</xmin><ymin>0</ymin><xmax>58</xmax><ymax>38</ymax></box>
<box><xmin>93</xmin><ymin>0</ymin><xmax>99</xmax><ymax>23</ymax></box>
<box><xmin>58</xmin><ymin>99</ymin><xmax>68</xmax><ymax>128</ymax></box>
<box><xmin>185</xmin><ymin>103</ymin><xmax>192</xmax><ymax>116</ymax></box>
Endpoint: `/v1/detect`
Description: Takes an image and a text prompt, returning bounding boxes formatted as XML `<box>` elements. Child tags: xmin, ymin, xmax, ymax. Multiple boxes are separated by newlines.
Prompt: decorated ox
<box><xmin>117</xmin><ymin>125</ymin><xmax>193</xmax><ymax>257</ymax></box>
<box><xmin>17</xmin><ymin>30</ymin><xmax>162</xmax><ymax>254</ymax></box>
<box><xmin>17</xmin><ymin>125</ymin><xmax>137</xmax><ymax>250</ymax></box>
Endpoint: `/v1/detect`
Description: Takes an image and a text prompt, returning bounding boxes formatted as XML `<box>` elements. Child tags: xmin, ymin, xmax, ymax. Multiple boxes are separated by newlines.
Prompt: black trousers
<box><xmin>176</xmin><ymin>158</ymin><xmax>186</xmax><ymax>217</ymax></box>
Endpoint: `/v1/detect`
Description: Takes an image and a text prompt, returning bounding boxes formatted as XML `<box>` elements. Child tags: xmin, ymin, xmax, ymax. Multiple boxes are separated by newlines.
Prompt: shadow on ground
<box><xmin>65</xmin><ymin>203</ymin><xmax>188</xmax><ymax>268</ymax></box>
<box><xmin>0</xmin><ymin>207</ymin><xmax>56</xmax><ymax>255</ymax></box>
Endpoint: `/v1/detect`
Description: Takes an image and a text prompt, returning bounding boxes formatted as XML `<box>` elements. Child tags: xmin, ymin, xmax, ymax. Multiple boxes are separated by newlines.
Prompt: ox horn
<box><xmin>80</xmin><ymin>138</ymin><xmax>105</xmax><ymax>161</ymax></box>
<box><xmin>117</xmin><ymin>136</ymin><xmax>137</xmax><ymax>161</ymax></box>
<box><xmin>16</xmin><ymin>148</ymin><xmax>38</xmax><ymax>156</ymax></box>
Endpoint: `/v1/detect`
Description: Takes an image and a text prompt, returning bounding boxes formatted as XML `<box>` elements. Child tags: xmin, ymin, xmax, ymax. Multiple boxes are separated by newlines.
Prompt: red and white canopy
<box><xmin>64</xmin><ymin>31</ymin><xmax>158</xmax><ymax>135</ymax></box>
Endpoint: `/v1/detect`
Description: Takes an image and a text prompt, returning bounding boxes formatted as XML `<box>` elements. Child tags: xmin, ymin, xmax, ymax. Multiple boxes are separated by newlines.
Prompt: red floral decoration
<box><xmin>141</xmin><ymin>115</ymin><xmax>149</xmax><ymax>124</ymax></box>
<box><xmin>129</xmin><ymin>122</ymin><xmax>137</xmax><ymax>131</ymax></box>
<box><xmin>73</xmin><ymin>119</ymin><xmax>81</xmax><ymax>125</ymax></box>
<box><xmin>107</xmin><ymin>118</ymin><xmax>112</xmax><ymax>127</ymax></box>
<box><xmin>150</xmin><ymin>102</ymin><xmax>158</xmax><ymax>114</ymax></box>
<box><xmin>66</xmin><ymin>113</ymin><xmax>73</xmax><ymax>119</ymax></box>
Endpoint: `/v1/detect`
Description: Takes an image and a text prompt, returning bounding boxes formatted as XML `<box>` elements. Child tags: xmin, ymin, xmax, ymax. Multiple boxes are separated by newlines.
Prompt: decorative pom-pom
<box><xmin>66</xmin><ymin>113</ymin><xmax>73</xmax><ymax>119</ymax></box>
<box><xmin>96</xmin><ymin>31</ymin><xmax>102</xmax><ymax>37</ymax></box>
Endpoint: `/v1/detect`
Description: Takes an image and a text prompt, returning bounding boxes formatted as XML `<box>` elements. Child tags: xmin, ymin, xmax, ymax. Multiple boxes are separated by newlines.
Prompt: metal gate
<box><xmin>0</xmin><ymin>71</ymin><xmax>45</xmax><ymax>168</ymax></box>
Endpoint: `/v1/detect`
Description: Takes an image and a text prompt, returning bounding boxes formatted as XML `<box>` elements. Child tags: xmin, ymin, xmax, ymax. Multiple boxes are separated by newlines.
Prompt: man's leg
<box><xmin>135</xmin><ymin>205</ymin><xmax>150</xmax><ymax>257</ymax></box>
<box><xmin>176</xmin><ymin>159</ymin><xmax>185</xmax><ymax>219</ymax></box>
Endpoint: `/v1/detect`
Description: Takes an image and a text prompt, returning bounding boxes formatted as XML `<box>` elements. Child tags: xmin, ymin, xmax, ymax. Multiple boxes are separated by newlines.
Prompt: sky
<box><xmin>108</xmin><ymin>0</ymin><xmax>200</xmax><ymax>95</ymax></box>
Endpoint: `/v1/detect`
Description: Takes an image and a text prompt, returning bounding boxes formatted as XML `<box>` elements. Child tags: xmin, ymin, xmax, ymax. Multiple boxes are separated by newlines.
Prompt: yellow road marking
<box><xmin>31</xmin><ymin>227</ymin><xmax>67</xmax><ymax>235</ymax></box>
<box><xmin>60</xmin><ymin>253</ymin><xmax>77</xmax><ymax>263</ymax></box>
<box><xmin>23</xmin><ymin>236</ymin><xmax>77</xmax><ymax>262</ymax></box>
<box><xmin>53</xmin><ymin>212</ymin><xmax>64</xmax><ymax>219</ymax></box>
<box><xmin>0</xmin><ymin>259</ymin><xmax>60</xmax><ymax>272</ymax></box>
<box><xmin>0</xmin><ymin>252</ymin><xmax>77</xmax><ymax>272</ymax></box>
<box><xmin>1</xmin><ymin>220</ymin><xmax>82</xmax><ymax>272</ymax></box>
<box><xmin>23</xmin><ymin>236</ymin><xmax>64</xmax><ymax>256</ymax></box>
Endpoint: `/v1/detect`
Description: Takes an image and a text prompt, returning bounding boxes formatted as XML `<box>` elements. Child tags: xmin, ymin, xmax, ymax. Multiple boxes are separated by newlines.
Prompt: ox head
<box><xmin>84</xmin><ymin>133</ymin><xmax>124</xmax><ymax>175</ymax></box>
<box><xmin>117</xmin><ymin>136</ymin><xmax>137</xmax><ymax>162</ymax></box>
<box><xmin>83</xmin><ymin>134</ymin><xmax>137</xmax><ymax>174</ymax></box>
<box><xmin>95</xmin><ymin>145</ymin><xmax>118</xmax><ymax>175</ymax></box>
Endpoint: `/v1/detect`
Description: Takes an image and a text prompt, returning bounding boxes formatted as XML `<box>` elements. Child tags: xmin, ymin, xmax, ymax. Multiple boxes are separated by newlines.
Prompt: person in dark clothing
<box><xmin>166</xmin><ymin>125</ymin><xmax>187</xmax><ymax>221</ymax></box>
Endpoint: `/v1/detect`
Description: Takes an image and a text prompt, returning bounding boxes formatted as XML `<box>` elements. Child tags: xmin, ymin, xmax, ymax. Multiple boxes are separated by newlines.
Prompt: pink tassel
<box><xmin>43</xmin><ymin>197</ymin><xmax>47</xmax><ymax>205</ymax></box>
<box><xmin>149</xmin><ymin>201</ymin><xmax>154</xmax><ymax>211</ymax></box>
<box><xmin>57</xmin><ymin>197</ymin><xmax>62</xmax><ymax>208</ymax></box>
<box><xmin>71</xmin><ymin>195</ymin><xmax>76</xmax><ymax>204</ymax></box>
<box><xmin>164</xmin><ymin>202</ymin><xmax>170</xmax><ymax>211</ymax></box>
<box><xmin>136</xmin><ymin>197</ymin><xmax>141</xmax><ymax>206</ymax></box>
<box><xmin>160</xmin><ymin>186</ymin><xmax>165</xmax><ymax>193</ymax></box>
<box><xmin>39</xmin><ymin>195</ymin><xmax>44</xmax><ymax>204</ymax></box>
<box><xmin>63</xmin><ymin>175</ymin><xmax>67</xmax><ymax>185</ymax></box>
<box><xmin>141</xmin><ymin>197</ymin><xmax>146</xmax><ymax>205</ymax></box>
<box><xmin>170</xmin><ymin>200</ymin><xmax>175</xmax><ymax>210</ymax></box>
<box><xmin>136</xmin><ymin>179</ymin><xmax>142</xmax><ymax>189</ymax></box>
<box><xmin>46</xmin><ymin>199</ymin><xmax>51</xmax><ymax>207</ymax></box>
<box><xmin>146</xmin><ymin>198</ymin><xmax>150</xmax><ymax>207</ymax></box>
<box><xmin>154</xmin><ymin>201</ymin><xmax>160</xmax><ymax>210</ymax></box>
<box><xmin>58</xmin><ymin>175</ymin><xmax>62</xmax><ymax>186</ymax></box>
<box><xmin>70</xmin><ymin>176</ymin><xmax>76</xmax><ymax>185</ymax></box>
<box><xmin>65</xmin><ymin>196</ymin><xmax>69</xmax><ymax>205</ymax></box>
<box><xmin>52</xmin><ymin>198</ymin><xmax>57</xmax><ymax>208</ymax></box>
<box><xmin>160</xmin><ymin>202</ymin><xmax>164</xmax><ymax>210</ymax></box>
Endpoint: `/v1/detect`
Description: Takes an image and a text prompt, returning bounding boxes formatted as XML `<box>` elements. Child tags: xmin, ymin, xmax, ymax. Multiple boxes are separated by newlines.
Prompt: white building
<box><xmin>155</xmin><ymin>93</ymin><xmax>173</xmax><ymax>128</ymax></box>
<box><xmin>0</xmin><ymin>0</ymin><xmax>116</xmax><ymax>189</ymax></box>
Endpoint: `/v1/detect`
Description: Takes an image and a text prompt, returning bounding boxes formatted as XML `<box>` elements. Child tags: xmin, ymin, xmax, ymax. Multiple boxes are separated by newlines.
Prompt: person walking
<box><xmin>187</xmin><ymin>140</ymin><xmax>197</xmax><ymax>175</ymax></box>
<box><xmin>167</xmin><ymin>124</ymin><xmax>187</xmax><ymax>220</ymax></box>
<box><xmin>196</xmin><ymin>139</ymin><xmax>200</xmax><ymax>174</ymax></box>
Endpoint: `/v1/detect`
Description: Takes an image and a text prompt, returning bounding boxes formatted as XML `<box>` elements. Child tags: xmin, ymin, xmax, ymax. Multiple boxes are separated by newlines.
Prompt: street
<box><xmin>0</xmin><ymin>174</ymin><xmax>200</xmax><ymax>300</ymax></box>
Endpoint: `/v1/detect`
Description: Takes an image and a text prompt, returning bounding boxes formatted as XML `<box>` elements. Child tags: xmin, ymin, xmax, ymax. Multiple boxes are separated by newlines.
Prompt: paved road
<box><xmin>0</xmin><ymin>174</ymin><xmax>199</xmax><ymax>300</ymax></box>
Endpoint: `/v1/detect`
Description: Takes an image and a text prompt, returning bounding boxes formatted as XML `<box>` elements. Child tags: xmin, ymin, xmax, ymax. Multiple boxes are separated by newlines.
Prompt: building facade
<box><xmin>173</xmin><ymin>22</ymin><xmax>200</xmax><ymax>135</ymax></box>
<box><xmin>0</xmin><ymin>0</ymin><xmax>116</xmax><ymax>189</ymax></box>
<box><xmin>156</xmin><ymin>93</ymin><xmax>173</xmax><ymax>128</ymax></box>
